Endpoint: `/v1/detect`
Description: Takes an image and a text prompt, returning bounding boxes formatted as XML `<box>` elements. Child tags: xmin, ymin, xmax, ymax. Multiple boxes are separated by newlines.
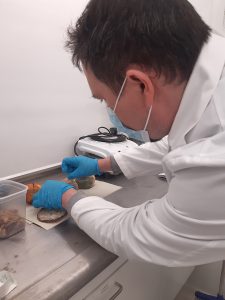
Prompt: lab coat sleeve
<box><xmin>71</xmin><ymin>195</ymin><xmax>210</xmax><ymax>267</ymax></box>
<box><xmin>71</xmin><ymin>133</ymin><xmax>225</xmax><ymax>267</ymax></box>
<box><xmin>113</xmin><ymin>136</ymin><xmax>169</xmax><ymax>179</ymax></box>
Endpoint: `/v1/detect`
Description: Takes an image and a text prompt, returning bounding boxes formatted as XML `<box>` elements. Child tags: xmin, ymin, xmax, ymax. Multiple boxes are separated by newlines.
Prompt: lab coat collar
<box><xmin>168</xmin><ymin>33</ymin><xmax>225</xmax><ymax>149</ymax></box>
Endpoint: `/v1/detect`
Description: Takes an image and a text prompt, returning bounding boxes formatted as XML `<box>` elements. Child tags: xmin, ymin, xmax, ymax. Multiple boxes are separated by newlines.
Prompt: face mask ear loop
<box><xmin>113</xmin><ymin>77</ymin><xmax>127</xmax><ymax>112</ymax></box>
<box><xmin>144</xmin><ymin>105</ymin><xmax>152</xmax><ymax>130</ymax></box>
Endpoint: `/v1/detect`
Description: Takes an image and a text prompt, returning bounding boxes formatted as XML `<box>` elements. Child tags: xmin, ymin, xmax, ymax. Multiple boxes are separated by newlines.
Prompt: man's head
<box><xmin>66</xmin><ymin>0</ymin><xmax>211</xmax><ymax>140</ymax></box>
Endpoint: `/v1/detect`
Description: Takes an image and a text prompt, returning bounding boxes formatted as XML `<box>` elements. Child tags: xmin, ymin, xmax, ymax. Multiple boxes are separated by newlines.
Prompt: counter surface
<box><xmin>0</xmin><ymin>168</ymin><xmax>168</xmax><ymax>299</ymax></box>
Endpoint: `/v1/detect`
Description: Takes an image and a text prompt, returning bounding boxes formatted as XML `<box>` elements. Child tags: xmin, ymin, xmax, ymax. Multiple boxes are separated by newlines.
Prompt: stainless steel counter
<box><xmin>0</xmin><ymin>168</ymin><xmax>168</xmax><ymax>300</ymax></box>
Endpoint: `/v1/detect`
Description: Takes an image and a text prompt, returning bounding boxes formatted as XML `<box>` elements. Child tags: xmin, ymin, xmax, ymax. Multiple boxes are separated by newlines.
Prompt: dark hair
<box><xmin>66</xmin><ymin>0</ymin><xmax>211</xmax><ymax>92</ymax></box>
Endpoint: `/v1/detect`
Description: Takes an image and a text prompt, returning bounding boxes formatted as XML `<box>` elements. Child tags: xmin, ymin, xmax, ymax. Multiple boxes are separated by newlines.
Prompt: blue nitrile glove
<box><xmin>61</xmin><ymin>156</ymin><xmax>101</xmax><ymax>179</ymax></box>
<box><xmin>32</xmin><ymin>180</ymin><xmax>75</xmax><ymax>210</ymax></box>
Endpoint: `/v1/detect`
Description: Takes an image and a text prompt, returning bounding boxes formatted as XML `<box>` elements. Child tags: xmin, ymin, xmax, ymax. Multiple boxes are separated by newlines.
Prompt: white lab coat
<box><xmin>71</xmin><ymin>33</ymin><xmax>225</xmax><ymax>267</ymax></box>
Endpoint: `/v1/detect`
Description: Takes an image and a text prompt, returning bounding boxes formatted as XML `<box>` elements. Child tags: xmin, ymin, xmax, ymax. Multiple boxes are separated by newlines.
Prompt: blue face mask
<box><xmin>107</xmin><ymin>107</ymin><xmax>150</xmax><ymax>142</ymax></box>
<box><xmin>107</xmin><ymin>78</ymin><xmax>152</xmax><ymax>143</ymax></box>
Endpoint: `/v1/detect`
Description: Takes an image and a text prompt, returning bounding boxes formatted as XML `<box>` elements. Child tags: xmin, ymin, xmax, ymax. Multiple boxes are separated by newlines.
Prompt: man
<box><xmin>33</xmin><ymin>0</ymin><xmax>225</xmax><ymax>266</ymax></box>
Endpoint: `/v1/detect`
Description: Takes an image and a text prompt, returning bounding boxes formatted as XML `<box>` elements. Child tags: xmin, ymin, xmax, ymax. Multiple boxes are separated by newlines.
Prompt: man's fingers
<box><xmin>68</xmin><ymin>170</ymin><xmax>80</xmax><ymax>180</ymax></box>
<box><xmin>62</xmin><ymin>157</ymin><xmax>79</xmax><ymax>173</ymax></box>
<box><xmin>32</xmin><ymin>198</ymin><xmax>40</xmax><ymax>208</ymax></box>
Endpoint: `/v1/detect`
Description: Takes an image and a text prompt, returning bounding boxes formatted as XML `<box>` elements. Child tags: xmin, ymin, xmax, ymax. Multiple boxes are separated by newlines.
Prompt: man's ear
<box><xmin>126</xmin><ymin>69</ymin><xmax>154</xmax><ymax>107</ymax></box>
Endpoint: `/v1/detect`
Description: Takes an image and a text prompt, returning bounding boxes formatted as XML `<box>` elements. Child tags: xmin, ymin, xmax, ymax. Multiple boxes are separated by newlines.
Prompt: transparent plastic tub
<box><xmin>0</xmin><ymin>180</ymin><xmax>27</xmax><ymax>239</ymax></box>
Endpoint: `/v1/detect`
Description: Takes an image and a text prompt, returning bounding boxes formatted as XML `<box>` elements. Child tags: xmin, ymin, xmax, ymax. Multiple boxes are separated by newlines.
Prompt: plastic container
<box><xmin>0</xmin><ymin>180</ymin><xmax>27</xmax><ymax>239</ymax></box>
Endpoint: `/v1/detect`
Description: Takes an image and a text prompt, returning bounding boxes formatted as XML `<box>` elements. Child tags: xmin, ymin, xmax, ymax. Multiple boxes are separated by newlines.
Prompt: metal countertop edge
<box><xmin>9</xmin><ymin>166</ymin><xmax>62</xmax><ymax>184</ymax></box>
<box><xmin>11</xmin><ymin>244</ymin><xmax>117</xmax><ymax>300</ymax></box>
<box><xmin>2</xmin><ymin>167</ymin><xmax>117</xmax><ymax>300</ymax></box>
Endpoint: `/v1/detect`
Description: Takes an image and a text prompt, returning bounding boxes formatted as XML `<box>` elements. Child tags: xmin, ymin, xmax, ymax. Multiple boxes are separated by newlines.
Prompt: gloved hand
<box><xmin>32</xmin><ymin>180</ymin><xmax>75</xmax><ymax>210</ymax></box>
<box><xmin>61</xmin><ymin>156</ymin><xmax>101</xmax><ymax>179</ymax></box>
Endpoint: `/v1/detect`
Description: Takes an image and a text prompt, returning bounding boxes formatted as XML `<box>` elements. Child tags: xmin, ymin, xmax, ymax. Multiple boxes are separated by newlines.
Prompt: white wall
<box><xmin>0</xmin><ymin>0</ymin><xmax>111</xmax><ymax>178</ymax></box>
<box><xmin>188</xmin><ymin>0</ymin><xmax>225</xmax><ymax>36</ymax></box>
